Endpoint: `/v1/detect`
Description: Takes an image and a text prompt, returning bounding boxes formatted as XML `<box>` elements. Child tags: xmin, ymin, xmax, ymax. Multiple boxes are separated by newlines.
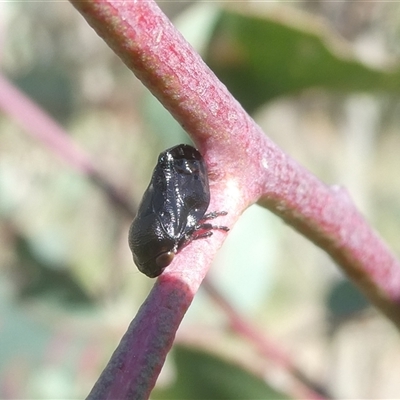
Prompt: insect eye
<box><xmin>155</xmin><ymin>251</ymin><xmax>175</xmax><ymax>268</ymax></box>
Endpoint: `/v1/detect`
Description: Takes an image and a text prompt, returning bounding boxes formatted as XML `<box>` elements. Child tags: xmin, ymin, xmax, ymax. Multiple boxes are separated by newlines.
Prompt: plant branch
<box><xmin>0</xmin><ymin>73</ymin><xmax>136</xmax><ymax>216</ymax></box>
<box><xmin>67</xmin><ymin>0</ymin><xmax>400</xmax><ymax>398</ymax></box>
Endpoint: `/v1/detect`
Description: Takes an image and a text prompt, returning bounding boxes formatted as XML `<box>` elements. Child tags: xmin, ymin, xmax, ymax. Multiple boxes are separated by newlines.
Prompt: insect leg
<box><xmin>191</xmin><ymin>231</ymin><xmax>214</xmax><ymax>240</ymax></box>
<box><xmin>198</xmin><ymin>210</ymin><xmax>229</xmax><ymax>233</ymax></box>
<box><xmin>197</xmin><ymin>222</ymin><xmax>229</xmax><ymax>232</ymax></box>
<box><xmin>201</xmin><ymin>211</ymin><xmax>228</xmax><ymax>220</ymax></box>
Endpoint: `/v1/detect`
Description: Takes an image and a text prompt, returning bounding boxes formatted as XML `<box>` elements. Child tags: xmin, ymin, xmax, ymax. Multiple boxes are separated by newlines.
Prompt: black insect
<box><xmin>128</xmin><ymin>144</ymin><xmax>228</xmax><ymax>278</ymax></box>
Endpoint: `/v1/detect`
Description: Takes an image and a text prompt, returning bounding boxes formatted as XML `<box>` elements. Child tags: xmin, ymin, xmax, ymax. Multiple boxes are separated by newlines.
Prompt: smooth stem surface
<box><xmin>68</xmin><ymin>0</ymin><xmax>400</xmax><ymax>398</ymax></box>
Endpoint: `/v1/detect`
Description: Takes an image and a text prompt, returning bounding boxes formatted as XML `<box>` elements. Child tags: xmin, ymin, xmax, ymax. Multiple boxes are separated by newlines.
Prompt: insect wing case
<box><xmin>160</xmin><ymin>145</ymin><xmax>210</xmax><ymax>238</ymax></box>
<box><xmin>128</xmin><ymin>177</ymin><xmax>176</xmax><ymax>277</ymax></box>
<box><xmin>129</xmin><ymin>144</ymin><xmax>211</xmax><ymax>277</ymax></box>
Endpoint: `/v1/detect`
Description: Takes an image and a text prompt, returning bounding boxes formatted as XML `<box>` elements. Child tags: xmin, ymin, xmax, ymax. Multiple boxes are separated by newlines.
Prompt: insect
<box><xmin>128</xmin><ymin>144</ymin><xmax>229</xmax><ymax>278</ymax></box>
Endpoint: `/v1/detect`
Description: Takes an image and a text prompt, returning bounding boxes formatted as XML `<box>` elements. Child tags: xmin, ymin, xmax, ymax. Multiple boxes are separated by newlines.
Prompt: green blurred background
<box><xmin>1</xmin><ymin>1</ymin><xmax>400</xmax><ymax>398</ymax></box>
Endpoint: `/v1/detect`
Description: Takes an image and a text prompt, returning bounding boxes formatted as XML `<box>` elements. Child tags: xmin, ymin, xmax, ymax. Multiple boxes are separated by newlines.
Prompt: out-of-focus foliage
<box><xmin>207</xmin><ymin>5</ymin><xmax>400</xmax><ymax>113</ymax></box>
<box><xmin>13</xmin><ymin>66</ymin><xmax>74</xmax><ymax>123</ymax></box>
<box><xmin>153</xmin><ymin>346</ymin><xmax>289</xmax><ymax>400</ymax></box>
<box><xmin>12</xmin><ymin>234</ymin><xmax>93</xmax><ymax>306</ymax></box>
<box><xmin>1</xmin><ymin>1</ymin><xmax>400</xmax><ymax>399</ymax></box>
<box><xmin>327</xmin><ymin>279</ymin><xmax>370</xmax><ymax>323</ymax></box>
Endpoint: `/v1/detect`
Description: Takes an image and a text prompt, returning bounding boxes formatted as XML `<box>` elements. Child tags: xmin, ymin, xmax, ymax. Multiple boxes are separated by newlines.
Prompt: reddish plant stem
<box><xmin>203</xmin><ymin>279</ymin><xmax>331</xmax><ymax>400</ymax></box>
<box><xmin>0</xmin><ymin>75</ymin><xmax>93</xmax><ymax>173</ymax></box>
<box><xmin>66</xmin><ymin>0</ymin><xmax>400</xmax><ymax>398</ymax></box>
<box><xmin>0</xmin><ymin>74</ymin><xmax>136</xmax><ymax>216</ymax></box>
<box><xmin>1</xmin><ymin>64</ymin><xmax>327</xmax><ymax>400</ymax></box>
<box><xmin>69</xmin><ymin>0</ymin><xmax>400</xmax><ymax>321</ymax></box>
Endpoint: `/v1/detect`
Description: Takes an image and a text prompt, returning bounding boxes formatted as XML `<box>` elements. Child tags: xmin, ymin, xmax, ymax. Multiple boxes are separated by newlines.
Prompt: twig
<box><xmin>40</xmin><ymin>0</ymin><xmax>400</xmax><ymax>397</ymax></box>
<box><xmin>0</xmin><ymin>74</ymin><xmax>136</xmax><ymax>216</ymax></box>
<box><xmin>203</xmin><ymin>278</ymin><xmax>332</xmax><ymax>400</ymax></box>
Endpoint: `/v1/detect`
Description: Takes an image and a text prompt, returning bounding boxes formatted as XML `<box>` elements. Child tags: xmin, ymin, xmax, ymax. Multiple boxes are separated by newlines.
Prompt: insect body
<box><xmin>128</xmin><ymin>144</ymin><xmax>228</xmax><ymax>278</ymax></box>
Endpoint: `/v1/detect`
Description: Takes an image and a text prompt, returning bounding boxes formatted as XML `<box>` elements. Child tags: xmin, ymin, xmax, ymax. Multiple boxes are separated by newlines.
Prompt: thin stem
<box><xmin>203</xmin><ymin>278</ymin><xmax>332</xmax><ymax>400</ymax></box>
<box><xmin>37</xmin><ymin>0</ymin><xmax>400</xmax><ymax>397</ymax></box>
<box><xmin>70</xmin><ymin>0</ymin><xmax>400</xmax><ymax>330</ymax></box>
<box><xmin>0</xmin><ymin>74</ymin><xmax>136</xmax><ymax>216</ymax></box>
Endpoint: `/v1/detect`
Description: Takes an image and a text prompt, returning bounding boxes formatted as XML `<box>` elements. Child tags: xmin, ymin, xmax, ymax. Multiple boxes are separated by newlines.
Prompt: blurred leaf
<box><xmin>0</xmin><ymin>289</ymin><xmax>52</xmax><ymax>369</ymax></box>
<box><xmin>174</xmin><ymin>2</ymin><xmax>221</xmax><ymax>56</ymax></box>
<box><xmin>210</xmin><ymin>205</ymin><xmax>280</xmax><ymax>314</ymax></box>
<box><xmin>153</xmin><ymin>345</ymin><xmax>290</xmax><ymax>400</ymax></box>
<box><xmin>12</xmin><ymin>65</ymin><xmax>74</xmax><ymax>123</ymax></box>
<box><xmin>142</xmin><ymin>93</ymin><xmax>190</xmax><ymax>150</ymax></box>
<box><xmin>207</xmin><ymin>6</ymin><xmax>400</xmax><ymax>113</ymax></box>
<box><xmin>0</xmin><ymin>287</ymin><xmax>94</xmax><ymax>398</ymax></box>
<box><xmin>327</xmin><ymin>279</ymin><xmax>370</xmax><ymax>321</ymax></box>
<box><xmin>12</xmin><ymin>234</ymin><xmax>93</xmax><ymax>308</ymax></box>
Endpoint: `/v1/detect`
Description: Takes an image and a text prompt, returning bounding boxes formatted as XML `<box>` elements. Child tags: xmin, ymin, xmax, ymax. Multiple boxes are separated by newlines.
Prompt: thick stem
<box><xmin>67</xmin><ymin>0</ymin><xmax>400</xmax><ymax>398</ymax></box>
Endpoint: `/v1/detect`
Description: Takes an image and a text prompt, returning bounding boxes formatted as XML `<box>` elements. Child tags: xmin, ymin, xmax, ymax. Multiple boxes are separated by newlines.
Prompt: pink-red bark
<box><xmin>66</xmin><ymin>0</ymin><xmax>400</xmax><ymax>399</ymax></box>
